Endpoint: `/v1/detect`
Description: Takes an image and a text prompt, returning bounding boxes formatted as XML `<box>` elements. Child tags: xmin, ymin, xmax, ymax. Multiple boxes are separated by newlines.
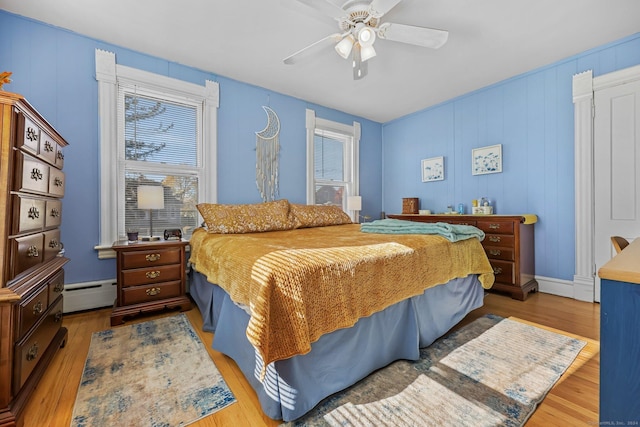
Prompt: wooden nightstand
<box><xmin>111</xmin><ymin>239</ymin><xmax>191</xmax><ymax>326</ymax></box>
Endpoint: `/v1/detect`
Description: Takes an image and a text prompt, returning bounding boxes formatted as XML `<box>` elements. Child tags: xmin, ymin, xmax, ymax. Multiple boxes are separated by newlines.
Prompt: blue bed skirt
<box><xmin>189</xmin><ymin>270</ymin><xmax>484</xmax><ymax>421</ymax></box>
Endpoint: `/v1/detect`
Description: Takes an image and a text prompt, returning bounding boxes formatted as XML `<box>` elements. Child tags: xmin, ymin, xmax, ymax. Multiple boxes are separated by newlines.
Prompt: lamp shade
<box><xmin>335</xmin><ymin>34</ymin><xmax>355</xmax><ymax>59</ymax></box>
<box><xmin>137</xmin><ymin>185</ymin><xmax>165</xmax><ymax>210</ymax></box>
<box><xmin>347</xmin><ymin>195</ymin><xmax>362</xmax><ymax>211</ymax></box>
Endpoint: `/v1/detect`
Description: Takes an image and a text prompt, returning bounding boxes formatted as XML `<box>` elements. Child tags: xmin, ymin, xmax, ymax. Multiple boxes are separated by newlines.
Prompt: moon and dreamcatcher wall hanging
<box><xmin>255</xmin><ymin>106</ymin><xmax>281</xmax><ymax>202</ymax></box>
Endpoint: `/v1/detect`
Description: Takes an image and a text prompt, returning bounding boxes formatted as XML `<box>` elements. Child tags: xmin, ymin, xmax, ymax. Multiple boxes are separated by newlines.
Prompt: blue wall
<box><xmin>0</xmin><ymin>11</ymin><xmax>383</xmax><ymax>284</ymax></box>
<box><xmin>382</xmin><ymin>33</ymin><xmax>640</xmax><ymax>281</ymax></box>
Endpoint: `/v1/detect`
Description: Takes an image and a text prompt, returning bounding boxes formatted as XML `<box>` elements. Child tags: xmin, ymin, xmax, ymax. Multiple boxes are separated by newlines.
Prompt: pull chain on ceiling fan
<box><xmin>283</xmin><ymin>0</ymin><xmax>449</xmax><ymax>80</ymax></box>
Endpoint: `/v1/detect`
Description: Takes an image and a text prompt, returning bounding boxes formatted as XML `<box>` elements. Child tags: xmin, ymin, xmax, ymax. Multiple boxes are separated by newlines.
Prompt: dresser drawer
<box><xmin>121</xmin><ymin>264</ymin><xmax>182</xmax><ymax>287</ymax></box>
<box><xmin>14</xmin><ymin>296</ymin><xmax>63</xmax><ymax>391</ymax></box>
<box><xmin>48</xmin><ymin>168</ymin><xmax>65</xmax><ymax>197</ymax></box>
<box><xmin>17</xmin><ymin>112</ymin><xmax>40</xmax><ymax>155</ymax></box>
<box><xmin>446</xmin><ymin>219</ymin><xmax>477</xmax><ymax>227</ymax></box>
<box><xmin>48</xmin><ymin>270</ymin><xmax>65</xmax><ymax>305</ymax></box>
<box><xmin>15</xmin><ymin>151</ymin><xmax>50</xmax><ymax>195</ymax></box>
<box><xmin>490</xmin><ymin>260</ymin><xmax>515</xmax><ymax>284</ymax></box>
<box><xmin>38</xmin><ymin>131</ymin><xmax>58</xmax><ymax>165</ymax></box>
<box><xmin>477</xmin><ymin>220</ymin><xmax>514</xmax><ymax>235</ymax></box>
<box><xmin>43</xmin><ymin>229</ymin><xmax>62</xmax><ymax>262</ymax></box>
<box><xmin>122</xmin><ymin>280</ymin><xmax>182</xmax><ymax>306</ymax></box>
<box><xmin>484</xmin><ymin>247</ymin><xmax>514</xmax><ymax>261</ymax></box>
<box><xmin>484</xmin><ymin>234</ymin><xmax>515</xmax><ymax>247</ymax></box>
<box><xmin>11</xmin><ymin>233</ymin><xmax>44</xmax><ymax>277</ymax></box>
<box><xmin>45</xmin><ymin>199</ymin><xmax>62</xmax><ymax>228</ymax></box>
<box><xmin>121</xmin><ymin>247</ymin><xmax>183</xmax><ymax>269</ymax></box>
<box><xmin>13</xmin><ymin>195</ymin><xmax>46</xmax><ymax>234</ymax></box>
<box><xmin>17</xmin><ymin>284</ymin><xmax>49</xmax><ymax>338</ymax></box>
<box><xmin>54</xmin><ymin>144</ymin><xmax>65</xmax><ymax>169</ymax></box>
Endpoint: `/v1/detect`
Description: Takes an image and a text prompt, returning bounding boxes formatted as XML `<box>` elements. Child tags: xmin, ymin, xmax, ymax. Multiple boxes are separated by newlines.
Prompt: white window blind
<box><xmin>314</xmin><ymin>130</ymin><xmax>347</xmax><ymax>206</ymax></box>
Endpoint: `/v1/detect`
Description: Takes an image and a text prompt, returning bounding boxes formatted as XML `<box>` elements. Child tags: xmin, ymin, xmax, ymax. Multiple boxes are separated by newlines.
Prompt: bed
<box><xmin>188</xmin><ymin>200</ymin><xmax>494</xmax><ymax>421</ymax></box>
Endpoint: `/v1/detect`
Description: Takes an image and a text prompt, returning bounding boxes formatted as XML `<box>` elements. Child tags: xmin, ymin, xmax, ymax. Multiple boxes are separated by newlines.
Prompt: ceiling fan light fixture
<box><xmin>357</xmin><ymin>26</ymin><xmax>376</xmax><ymax>47</ymax></box>
<box><xmin>360</xmin><ymin>44</ymin><xmax>377</xmax><ymax>62</ymax></box>
<box><xmin>335</xmin><ymin>34</ymin><xmax>355</xmax><ymax>59</ymax></box>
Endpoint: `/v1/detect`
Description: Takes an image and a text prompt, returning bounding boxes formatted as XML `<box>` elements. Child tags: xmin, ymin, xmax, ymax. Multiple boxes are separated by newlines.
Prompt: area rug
<box><xmin>284</xmin><ymin>314</ymin><xmax>586</xmax><ymax>427</ymax></box>
<box><xmin>70</xmin><ymin>313</ymin><xmax>235</xmax><ymax>427</ymax></box>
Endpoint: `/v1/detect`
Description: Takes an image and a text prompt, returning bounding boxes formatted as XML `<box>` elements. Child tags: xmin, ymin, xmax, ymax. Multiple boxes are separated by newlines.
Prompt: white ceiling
<box><xmin>2</xmin><ymin>0</ymin><xmax>639</xmax><ymax>122</ymax></box>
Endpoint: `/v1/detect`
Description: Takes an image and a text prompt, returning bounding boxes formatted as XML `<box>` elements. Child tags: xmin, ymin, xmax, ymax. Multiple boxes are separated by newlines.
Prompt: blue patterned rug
<box><xmin>285</xmin><ymin>314</ymin><xmax>586</xmax><ymax>426</ymax></box>
<box><xmin>70</xmin><ymin>314</ymin><xmax>235</xmax><ymax>426</ymax></box>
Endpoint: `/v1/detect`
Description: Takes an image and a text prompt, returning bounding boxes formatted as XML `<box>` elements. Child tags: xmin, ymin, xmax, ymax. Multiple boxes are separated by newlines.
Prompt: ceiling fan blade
<box><xmin>377</xmin><ymin>22</ymin><xmax>449</xmax><ymax>49</ymax></box>
<box><xmin>297</xmin><ymin>0</ymin><xmax>346</xmax><ymax>20</ymax></box>
<box><xmin>369</xmin><ymin>0</ymin><xmax>402</xmax><ymax>18</ymax></box>
<box><xmin>352</xmin><ymin>44</ymin><xmax>368</xmax><ymax>80</ymax></box>
<box><xmin>283</xmin><ymin>33</ymin><xmax>345</xmax><ymax>65</ymax></box>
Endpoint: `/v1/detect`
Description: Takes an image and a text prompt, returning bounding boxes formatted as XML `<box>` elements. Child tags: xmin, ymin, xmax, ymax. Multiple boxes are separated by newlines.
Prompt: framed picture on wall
<box><xmin>472</xmin><ymin>144</ymin><xmax>502</xmax><ymax>175</ymax></box>
<box><xmin>421</xmin><ymin>156</ymin><xmax>444</xmax><ymax>182</ymax></box>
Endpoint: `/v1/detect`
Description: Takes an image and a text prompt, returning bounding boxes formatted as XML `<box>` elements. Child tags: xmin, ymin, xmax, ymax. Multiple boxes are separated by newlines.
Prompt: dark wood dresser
<box><xmin>387</xmin><ymin>214</ymin><xmax>537</xmax><ymax>300</ymax></box>
<box><xmin>111</xmin><ymin>239</ymin><xmax>191</xmax><ymax>326</ymax></box>
<box><xmin>0</xmin><ymin>91</ymin><xmax>69</xmax><ymax>427</ymax></box>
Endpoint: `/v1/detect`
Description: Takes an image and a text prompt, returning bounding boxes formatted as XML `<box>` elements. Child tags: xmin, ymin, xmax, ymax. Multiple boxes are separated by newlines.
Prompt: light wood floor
<box><xmin>23</xmin><ymin>291</ymin><xmax>600</xmax><ymax>426</ymax></box>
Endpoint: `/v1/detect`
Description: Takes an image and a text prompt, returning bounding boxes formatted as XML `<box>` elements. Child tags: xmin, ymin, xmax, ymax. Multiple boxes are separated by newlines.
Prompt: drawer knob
<box><xmin>50</xmin><ymin>208</ymin><xmax>60</xmax><ymax>217</ymax></box>
<box><xmin>54</xmin><ymin>177</ymin><xmax>64</xmax><ymax>187</ymax></box>
<box><xmin>31</xmin><ymin>168</ymin><xmax>43</xmax><ymax>181</ymax></box>
<box><xmin>146</xmin><ymin>253</ymin><xmax>161</xmax><ymax>262</ymax></box>
<box><xmin>27</xmin><ymin>245</ymin><xmax>39</xmax><ymax>258</ymax></box>
<box><xmin>146</xmin><ymin>271</ymin><xmax>161</xmax><ymax>279</ymax></box>
<box><xmin>28</xmin><ymin>206</ymin><xmax>40</xmax><ymax>219</ymax></box>
<box><xmin>54</xmin><ymin>311</ymin><xmax>63</xmax><ymax>322</ymax></box>
<box><xmin>146</xmin><ymin>287</ymin><xmax>161</xmax><ymax>296</ymax></box>
<box><xmin>489</xmin><ymin>249</ymin><xmax>501</xmax><ymax>256</ymax></box>
<box><xmin>49</xmin><ymin>239</ymin><xmax>59</xmax><ymax>248</ymax></box>
<box><xmin>44</xmin><ymin>140</ymin><xmax>54</xmax><ymax>152</ymax></box>
<box><xmin>26</xmin><ymin>127</ymin><xmax>38</xmax><ymax>142</ymax></box>
<box><xmin>57</xmin><ymin>151</ymin><xmax>64</xmax><ymax>160</ymax></box>
<box><xmin>493</xmin><ymin>266</ymin><xmax>503</xmax><ymax>275</ymax></box>
<box><xmin>53</xmin><ymin>282</ymin><xmax>64</xmax><ymax>293</ymax></box>
<box><xmin>489</xmin><ymin>223</ymin><xmax>500</xmax><ymax>230</ymax></box>
<box><xmin>33</xmin><ymin>301</ymin><xmax>43</xmax><ymax>315</ymax></box>
<box><xmin>26</xmin><ymin>342</ymin><xmax>39</xmax><ymax>361</ymax></box>
<box><xmin>489</xmin><ymin>236</ymin><xmax>501</xmax><ymax>243</ymax></box>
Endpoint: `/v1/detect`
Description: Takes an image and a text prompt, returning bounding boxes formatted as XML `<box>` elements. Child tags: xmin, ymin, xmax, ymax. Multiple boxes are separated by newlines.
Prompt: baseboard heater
<box><xmin>63</xmin><ymin>279</ymin><xmax>116</xmax><ymax>313</ymax></box>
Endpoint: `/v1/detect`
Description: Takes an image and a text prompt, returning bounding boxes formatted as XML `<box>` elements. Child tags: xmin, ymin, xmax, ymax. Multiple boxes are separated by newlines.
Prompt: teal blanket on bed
<box><xmin>360</xmin><ymin>218</ymin><xmax>485</xmax><ymax>242</ymax></box>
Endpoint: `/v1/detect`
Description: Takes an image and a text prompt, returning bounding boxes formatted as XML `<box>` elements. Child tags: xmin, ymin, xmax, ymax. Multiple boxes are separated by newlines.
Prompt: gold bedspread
<box><xmin>189</xmin><ymin>224</ymin><xmax>494</xmax><ymax>370</ymax></box>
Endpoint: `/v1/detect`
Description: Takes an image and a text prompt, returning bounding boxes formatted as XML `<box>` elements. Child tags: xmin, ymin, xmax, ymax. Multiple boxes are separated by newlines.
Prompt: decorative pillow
<box><xmin>197</xmin><ymin>199</ymin><xmax>295</xmax><ymax>234</ymax></box>
<box><xmin>290</xmin><ymin>204</ymin><xmax>353</xmax><ymax>228</ymax></box>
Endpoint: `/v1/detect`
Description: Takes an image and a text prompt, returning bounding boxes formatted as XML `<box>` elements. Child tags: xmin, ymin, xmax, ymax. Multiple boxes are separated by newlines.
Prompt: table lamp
<box><xmin>137</xmin><ymin>185</ymin><xmax>164</xmax><ymax>241</ymax></box>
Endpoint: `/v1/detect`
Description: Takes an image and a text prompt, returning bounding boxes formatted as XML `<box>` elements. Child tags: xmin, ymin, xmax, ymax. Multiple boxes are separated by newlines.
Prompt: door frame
<box><xmin>572</xmin><ymin>64</ymin><xmax>640</xmax><ymax>302</ymax></box>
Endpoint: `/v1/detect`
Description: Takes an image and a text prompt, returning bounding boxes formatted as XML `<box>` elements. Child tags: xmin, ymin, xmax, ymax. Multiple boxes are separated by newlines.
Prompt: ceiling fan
<box><xmin>283</xmin><ymin>0</ymin><xmax>449</xmax><ymax>80</ymax></box>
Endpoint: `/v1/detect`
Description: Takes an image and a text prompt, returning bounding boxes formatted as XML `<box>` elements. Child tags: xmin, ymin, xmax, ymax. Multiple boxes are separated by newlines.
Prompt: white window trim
<box><xmin>305</xmin><ymin>109</ymin><xmax>360</xmax><ymax>221</ymax></box>
<box><xmin>94</xmin><ymin>49</ymin><xmax>218</xmax><ymax>258</ymax></box>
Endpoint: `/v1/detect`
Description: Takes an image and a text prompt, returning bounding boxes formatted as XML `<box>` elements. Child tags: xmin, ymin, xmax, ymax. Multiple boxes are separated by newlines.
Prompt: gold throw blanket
<box><xmin>189</xmin><ymin>224</ymin><xmax>494</xmax><ymax>372</ymax></box>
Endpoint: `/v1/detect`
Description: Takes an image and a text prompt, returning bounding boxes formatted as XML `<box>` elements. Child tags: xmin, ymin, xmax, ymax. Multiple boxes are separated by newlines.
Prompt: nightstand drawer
<box><xmin>484</xmin><ymin>247</ymin><xmax>514</xmax><ymax>261</ymax></box>
<box><xmin>121</xmin><ymin>280</ymin><xmax>182</xmax><ymax>306</ymax></box>
<box><xmin>490</xmin><ymin>260</ymin><xmax>515</xmax><ymax>284</ymax></box>
<box><xmin>121</xmin><ymin>264</ymin><xmax>182</xmax><ymax>287</ymax></box>
<box><xmin>483</xmin><ymin>234</ymin><xmax>515</xmax><ymax>247</ymax></box>
<box><xmin>121</xmin><ymin>247</ymin><xmax>182</xmax><ymax>269</ymax></box>
<box><xmin>477</xmin><ymin>220</ymin><xmax>514</xmax><ymax>235</ymax></box>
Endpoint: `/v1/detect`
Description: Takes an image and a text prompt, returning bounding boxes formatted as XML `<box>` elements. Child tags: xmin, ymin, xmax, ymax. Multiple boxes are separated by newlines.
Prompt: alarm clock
<box><xmin>164</xmin><ymin>228</ymin><xmax>182</xmax><ymax>241</ymax></box>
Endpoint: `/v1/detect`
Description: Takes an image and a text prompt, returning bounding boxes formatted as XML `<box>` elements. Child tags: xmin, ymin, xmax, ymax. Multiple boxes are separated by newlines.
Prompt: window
<box><xmin>95</xmin><ymin>49</ymin><xmax>218</xmax><ymax>258</ymax></box>
<box><xmin>305</xmin><ymin>109</ymin><xmax>360</xmax><ymax>220</ymax></box>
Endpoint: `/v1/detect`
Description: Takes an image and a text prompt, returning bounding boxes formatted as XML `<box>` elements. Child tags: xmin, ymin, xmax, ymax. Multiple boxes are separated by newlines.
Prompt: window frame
<box><xmin>305</xmin><ymin>109</ymin><xmax>360</xmax><ymax>221</ymax></box>
<box><xmin>95</xmin><ymin>49</ymin><xmax>218</xmax><ymax>258</ymax></box>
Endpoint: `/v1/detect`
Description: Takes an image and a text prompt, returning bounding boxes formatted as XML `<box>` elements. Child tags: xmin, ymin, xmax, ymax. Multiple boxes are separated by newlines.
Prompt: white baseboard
<box><xmin>536</xmin><ymin>275</ymin><xmax>595</xmax><ymax>302</ymax></box>
<box><xmin>63</xmin><ymin>279</ymin><xmax>116</xmax><ymax>313</ymax></box>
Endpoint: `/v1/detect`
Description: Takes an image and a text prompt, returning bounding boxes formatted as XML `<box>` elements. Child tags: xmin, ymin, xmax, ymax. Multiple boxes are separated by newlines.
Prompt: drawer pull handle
<box><xmin>54</xmin><ymin>311</ymin><xmax>63</xmax><ymax>322</ymax></box>
<box><xmin>26</xmin><ymin>342</ymin><xmax>39</xmax><ymax>361</ymax></box>
<box><xmin>146</xmin><ymin>253</ymin><xmax>161</xmax><ymax>262</ymax></box>
<box><xmin>489</xmin><ymin>223</ymin><xmax>500</xmax><ymax>230</ymax></box>
<box><xmin>33</xmin><ymin>301</ymin><xmax>43</xmax><ymax>315</ymax></box>
<box><xmin>50</xmin><ymin>208</ymin><xmax>60</xmax><ymax>218</ymax></box>
<box><xmin>146</xmin><ymin>287</ymin><xmax>161</xmax><ymax>296</ymax></box>
<box><xmin>53</xmin><ymin>282</ymin><xmax>64</xmax><ymax>293</ymax></box>
<box><xmin>54</xmin><ymin>177</ymin><xmax>64</xmax><ymax>187</ymax></box>
<box><xmin>146</xmin><ymin>271</ymin><xmax>161</xmax><ymax>279</ymax></box>
<box><xmin>489</xmin><ymin>236</ymin><xmax>501</xmax><ymax>243</ymax></box>
<box><xmin>26</xmin><ymin>127</ymin><xmax>39</xmax><ymax>142</ymax></box>
<box><xmin>27</xmin><ymin>245</ymin><xmax>39</xmax><ymax>258</ymax></box>
<box><xmin>31</xmin><ymin>168</ymin><xmax>43</xmax><ymax>181</ymax></box>
<box><xmin>49</xmin><ymin>239</ymin><xmax>59</xmax><ymax>248</ymax></box>
<box><xmin>489</xmin><ymin>249</ymin><xmax>501</xmax><ymax>256</ymax></box>
<box><xmin>44</xmin><ymin>140</ymin><xmax>54</xmax><ymax>152</ymax></box>
<box><xmin>28</xmin><ymin>206</ymin><xmax>40</xmax><ymax>219</ymax></box>
<box><xmin>493</xmin><ymin>267</ymin><xmax>503</xmax><ymax>275</ymax></box>
<box><xmin>57</xmin><ymin>151</ymin><xmax>64</xmax><ymax>160</ymax></box>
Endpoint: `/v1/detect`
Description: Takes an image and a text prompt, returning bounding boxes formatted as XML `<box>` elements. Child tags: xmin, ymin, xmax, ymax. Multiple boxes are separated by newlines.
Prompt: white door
<box><xmin>594</xmin><ymin>79</ymin><xmax>640</xmax><ymax>301</ymax></box>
